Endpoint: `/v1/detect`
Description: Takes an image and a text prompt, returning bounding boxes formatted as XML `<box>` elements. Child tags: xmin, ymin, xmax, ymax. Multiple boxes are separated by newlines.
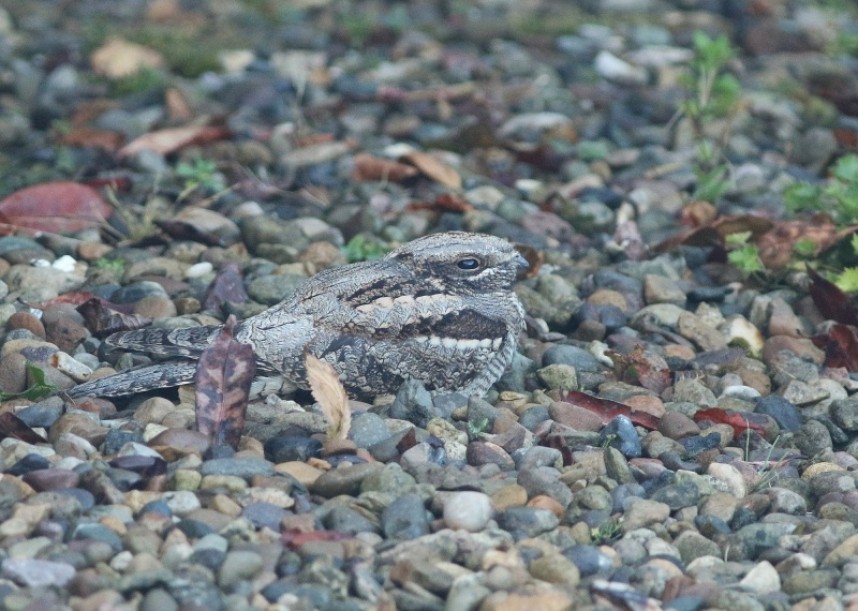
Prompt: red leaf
<box><xmin>812</xmin><ymin>323</ymin><xmax>858</xmax><ymax>371</ymax></box>
<box><xmin>0</xmin><ymin>412</ymin><xmax>48</xmax><ymax>444</ymax></box>
<box><xmin>194</xmin><ymin>316</ymin><xmax>255</xmax><ymax>449</ymax></box>
<box><xmin>807</xmin><ymin>265</ymin><xmax>858</xmax><ymax>326</ymax></box>
<box><xmin>0</xmin><ymin>182</ymin><xmax>113</xmax><ymax>234</ymax></box>
<box><xmin>558</xmin><ymin>389</ymin><xmax>661</xmax><ymax>430</ymax></box>
<box><xmin>693</xmin><ymin>407</ymin><xmax>772</xmax><ymax>437</ymax></box>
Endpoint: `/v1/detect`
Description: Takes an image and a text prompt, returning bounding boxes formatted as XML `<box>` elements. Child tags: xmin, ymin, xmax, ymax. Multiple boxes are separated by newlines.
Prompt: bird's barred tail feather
<box><xmin>65</xmin><ymin>361</ymin><xmax>199</xmax><ymax>399</ymax></box>
<box><xmin>105</xmin><ymin>325</ymin><xmax>220</xmax><ymax>358</ymax></box>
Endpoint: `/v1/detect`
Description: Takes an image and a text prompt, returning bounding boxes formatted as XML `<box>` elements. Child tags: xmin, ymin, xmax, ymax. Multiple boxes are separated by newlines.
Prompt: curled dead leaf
<box><xmin>76</xmin><ymin>297</ymin><xmax>152</xmax><ymax>338</ymax></box>
<box><xmin>756</xmin><ymin>218</ymin><xmax>836</xmax><ymax>269</ymax></box>
<box><xmin>0</xmin><ymin>412</ymin><xmax>48</xmax><ymax>444</ymax></box>
<box><xmin>399</xmin><ymin>150</ymin><xmax>462</xmax><ymax>190</ymax></box>
<box><xmin>812</xmin><ymin>323</ymin><xmax>858</xmax><ymax>371</ymax></box>
<box><xmin>807</xmin><ymin>265</ymin><xmax>858</xmax><ymax>326</ymax></box>
<box><xmin>352</xmin><ymin>153</ymin><xmax>419</xmax><ymax>183</ymax></box>
<box><xmin>515</xmin><ymin>243</ymin><xmax>543</xmax><ymax>279</ymax></box>
<box><xmin>679</xmin><ymin>201</ymin><xmax>718</xmax><ymax>228</ymax></box>
<box><xmin>56</xmin><ymin>127</ymin><xmax>124</xmax><ymax>152</ymax></box>
<box><xmin>118</xmin><ymin>124</ymin><xmax>230</xmax><ymax>158</ymax></box>
<box><xmin>305</xmin><ymin>353</ymin><xmax>351</xmax><ymax>441</ymax></box>
<box><xmin>407</xmin><ymin>193</ymin><xmax>473</xmax><ymax>214</ymax></box>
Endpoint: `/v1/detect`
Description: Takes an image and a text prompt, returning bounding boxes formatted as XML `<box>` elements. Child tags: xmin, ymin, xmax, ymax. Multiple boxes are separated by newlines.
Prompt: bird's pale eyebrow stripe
<box><xmin>354</xmin><ymin>293</ymin><xmax>450</xmax><ymax>314</ymax></box>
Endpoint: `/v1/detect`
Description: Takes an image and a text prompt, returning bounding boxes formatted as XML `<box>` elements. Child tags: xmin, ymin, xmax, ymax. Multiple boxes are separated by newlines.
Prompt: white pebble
<box><xmin>185</xmin><ymin>261</ymin><xmax>214</xmax><ymax>278</ymax></box>
<box><xmin>51</xmin><ymin>255</ymin><xmax>78</xmax><ymax>272</ymax></box>
<box><xmin>443</xmin><ymin>491</ymin><xmax>493</xmax><ymax>532</ymax></box>
<box><xmin>163</xmin><ymin>490</ymin><xmax>202</xmax><ymax>516</ymax></box>
<box><xmin>594</xmin><ymin>50</ymin><xmax>648</xmax><ymax>85</ymax></box>
<box><xmin>707</xmin><ymin>462</ymin><xmax>747</xmax><ymax>498</ymax></box>
<box><xmin>719</xmin><ymin>385</ymin><xmax>761</xmax><ymax>401</ymax></box>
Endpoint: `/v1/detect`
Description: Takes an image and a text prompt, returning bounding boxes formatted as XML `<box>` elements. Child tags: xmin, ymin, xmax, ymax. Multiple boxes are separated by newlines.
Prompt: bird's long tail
<box><xmin>65</xmin><ymin>361</ymin><xmax>199</xmax><ymax>399</ymax></box>
<box><xmin>104</xmin><ymin>325</ymin><xmax>221</xmax><ymax>358</ymax></box>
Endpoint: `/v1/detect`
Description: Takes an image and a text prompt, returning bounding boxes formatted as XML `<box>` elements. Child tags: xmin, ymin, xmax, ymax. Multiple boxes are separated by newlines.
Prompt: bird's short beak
<box><xmin>515</xmin><ymin>253</ymin><xmax>529</xmax><ymax>270</ymax></box>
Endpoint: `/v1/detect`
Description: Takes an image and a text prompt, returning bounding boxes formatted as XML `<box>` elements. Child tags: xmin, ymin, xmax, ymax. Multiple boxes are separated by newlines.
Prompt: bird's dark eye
<box><xmin>457</xmin><ymin>257</ymin><xmax>481</xmax><ymax>270</ymax></box>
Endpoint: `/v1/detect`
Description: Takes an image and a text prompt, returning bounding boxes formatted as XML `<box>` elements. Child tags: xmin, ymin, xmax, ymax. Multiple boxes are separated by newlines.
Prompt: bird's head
<box><xmin>386</xmin><ymin>231</ymin><xmax>528</xmax><ymax>293</ymax></box>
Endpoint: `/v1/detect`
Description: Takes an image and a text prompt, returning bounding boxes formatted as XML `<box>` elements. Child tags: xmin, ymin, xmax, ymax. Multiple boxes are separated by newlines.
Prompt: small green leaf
<box><xmin>793</xmin><ymin>239</ymin><xmax>817</xmax><ymax>257</ymax></box>
<box><xmin>783</xmin><ymin>182</ymin><xmax>821</xmax><ymax>213</ymax></box>
<box><xmin>0</xmin><ymin>362</ymin><xmax>58</xmax><ymax>402</ymax></box>
<box><xmin>342</xmin><ymin>234</ymin><xmax>389</xmax><ymax>263</ymax></box>
<box><xmin>835</xmin><ymin>267</ymin><xmax>858</xmax><ymax>293</ymax></box>
<box><xmin>176</xmin><ymin>158</ymin><xmax>226</xmax><ymax>193</ymax></box>
<box><xmin>725</xmin><ymin>231</ymin><xmax>752</xmax><ymax>246</ymax></box>
<box><xmin>728</xmin><ymin>244</ymin><xmax>765</xmax><ymax>275</ymax></box>
<box><xmin>832</xmin><ymin>155</ymin><xmax>858</xmax><ymax>184</ymax></box>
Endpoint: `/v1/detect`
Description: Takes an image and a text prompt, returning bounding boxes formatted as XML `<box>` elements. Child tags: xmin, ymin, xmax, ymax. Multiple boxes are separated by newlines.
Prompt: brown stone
<box><xmin>5</xmin><ymin>311</ymin><xmax>46</xmax><ymax>338</ymax></box>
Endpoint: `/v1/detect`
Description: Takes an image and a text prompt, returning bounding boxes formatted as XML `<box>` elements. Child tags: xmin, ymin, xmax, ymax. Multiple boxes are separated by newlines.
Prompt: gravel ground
<box><xmin>2</xmin><ymin>1</ymin><xmax>858</xmax><ymax>610</ymax></box>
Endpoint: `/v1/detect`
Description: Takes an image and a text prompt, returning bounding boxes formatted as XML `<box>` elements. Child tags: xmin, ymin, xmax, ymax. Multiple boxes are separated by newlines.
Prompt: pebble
<box><xmin>443</xmin><ymin>491</ymin><xmax>493</xmax><ymax>532</ymax></box>
<box><xmin>1</xmin><ymin>557</ymin><xmax>76</xmax><ymax>587</ymax></box>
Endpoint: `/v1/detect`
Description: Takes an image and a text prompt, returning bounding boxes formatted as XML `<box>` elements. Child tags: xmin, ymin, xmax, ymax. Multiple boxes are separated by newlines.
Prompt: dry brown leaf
<box><xmin>305</xmin><ymin>353</ymin><xmax>351</xmax><ymax>441</ymax></box>
<box><xmin>352</xmin><ymin>153</ymin><xmax>419</xmax><ymax>183</ymax></box>
<box><xmin>165</xmin><ymin>87</ymin><xmax>193</xmax><ymax>122</ymax></box>
<box><xmin>118</xmin><ymin>124</ymin><xmax>230</xmax><ymax>158</ymax></box>
<box><xmin>56</xmin><ymin>127</ymin><xmax>124</xmax><ymax>152</ymax></box>
<box><xmin>756</xmin><ymin>217</ymin><xmax>839</xmax><ymax>269</ymax></box>
<box><xmin>679</xmin><ymin>201</ymin><xmax>718</xmax><ymax>228</ymax></box>
<box><xmin>0</xmin><ymin>412</ymin><xmax>48</xmax><ymax>444</ymax></box>
<box><xmin>515</xmin><ymin>243</ymin><xmax>543</xmax><ymax>279</ymax></box>
<box><xmin>400</xmin><ymin>151</ymin><xmax>462</xmax><ymax>190</ymax></box>
<box><xmin>654</xmin><ymin>214</ymin><xmax>774</xmax><ymax>254</ymax></box>
<box><xmin>76</xmin><ymin>297</ymin><xmax>152</xmax><ymax>338</ymax></box>
<box><xmin>91</xmin><ymin>38</ymin><xmax>164</xmax><ymax>79</ymax></box>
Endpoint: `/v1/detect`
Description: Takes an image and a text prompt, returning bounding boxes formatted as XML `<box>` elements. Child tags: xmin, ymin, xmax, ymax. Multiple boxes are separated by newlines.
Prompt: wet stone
<box><xmin>349</xmin><ymin>412</ymin><xmax>390</xmax><ymax>448</ymax></box>
<box><xmin>199</xmin><ymin>457</ymin><xmax>274</xmax><ymax>478</ymax></box>
<box><xmin>496</xmin><ymin>507</ymin><xmax>559</xmax><ymax>540</ymax></box>
<box><xmin>323</xmin><ymin>505</ymin><xmax>379</xmax><ymax>535</ymax></box>
<box><xmin>754</xmin><ymin>394</ymin><xmax>802</xmax><ymax>432</ymax></box>
<box><xmin>264</xmin><ymin>435</ymin><xmax>323</xmax><ymax>462</ymax></box>
<box><xmin>831</xmin><ymin>397</ymin><xmax>858</xmax><ymax>431</ymax></box>
<box><xmin>389</xmin><ymin>379</ymin><xmax>435</xmax><ymax>426</ymax></box>
<box><xmin>311</xmin><ymin>463</ymin><xmax>382</xmax><ymax>498</ymax></box>
<box><xmin>793</xmin><ymin>420</ymin><xmax>833</xmax><ymax>457</ymax></box>
<box><xmin>599</xmin><ymin>415</ymin><xmax>641</xmax><ymax>458</ymax></box>
<box><xmin>382</xmin><ymin>493</ymin><xmax>430</xmax><ymax>540</ymax></box>
<box><xmin>1</xmin><ymin>557</ymin><xmax>76</xmax><ymax>587</ymax></box>
<box><xmin>541</xmin><ymin>344</ymin><xmax>603</xmax><ymax>372</ymax></box>
<box><xmin>467</xmin><ymin>441</ymin><xmax>515</xmax><ymax>470</ymax></box>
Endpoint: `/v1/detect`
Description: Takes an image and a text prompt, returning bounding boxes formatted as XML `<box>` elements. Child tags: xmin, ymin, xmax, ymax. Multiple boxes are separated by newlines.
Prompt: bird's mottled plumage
<box><xmin>67</xmin><ymin>232</ymin><xmax>527</xmax><ymax>399</ymax></box>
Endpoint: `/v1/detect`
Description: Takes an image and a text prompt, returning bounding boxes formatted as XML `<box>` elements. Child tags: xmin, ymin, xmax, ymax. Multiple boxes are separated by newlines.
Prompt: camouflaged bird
<box><xmin>67</xmin><ymin>232</ymin><xmax>528</xmax><ymax>400</ymax></box>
